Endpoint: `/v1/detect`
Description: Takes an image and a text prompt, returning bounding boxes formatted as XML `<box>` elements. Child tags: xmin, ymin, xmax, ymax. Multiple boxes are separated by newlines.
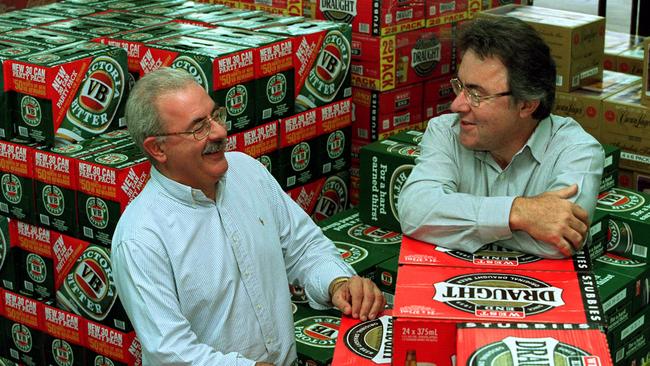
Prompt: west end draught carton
<box><xmin>392</xmin><ymin>265</ymin><xmax>604</xmax><ymax>365</ymax></box>
<box><xmin>145</xmin><ymin>35</ymin><xmax>257</xmax><ymax>134</ymax></box>
<box><xmin>399</xmin><ymin>235</ymin><xmax>594</xmax><ymax>272</ymax></box>
<box><xmin>455</xmin><ymin>323</ymin><xmax>612</xmax><ymax>366</ymax></box>
<box><xmin>5</xmin><ymin>41</ymin><xmax>129</xmax><ymax>146</ymax></box>
<box><xmin>262</xmin><ymin>19</ymin><xmax>352</xmax><ymax>113</ymax></box>
<box><xmin>331</xmin><ymin>311</ymin><xmax>392</xmax><ymax>366</ymax></box>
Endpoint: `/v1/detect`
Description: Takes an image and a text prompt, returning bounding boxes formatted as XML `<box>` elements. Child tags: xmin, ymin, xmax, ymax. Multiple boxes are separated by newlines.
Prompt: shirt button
<box><xmin>256</xmin><ymin>304</ymin><xmax>262</xmax><ymax>310</ymax></box>
<box><xmin>244</xmin><ymin>271</ymin><xmax>250</xmax><ymax>277</ymax></box>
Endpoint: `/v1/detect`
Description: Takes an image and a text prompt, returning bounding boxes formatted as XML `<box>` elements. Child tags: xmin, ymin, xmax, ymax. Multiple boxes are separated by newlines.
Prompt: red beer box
<box><xmin>392</xmin><ymin>265</ymin><xmax>604</xmax><ymax>366</ymax></box>
<box><xmin>331</xmin><ymin>310</ymin><xmax>392</xmax><ymax>365</ymax></box>
<box><xmin>422</xmin><ymin>76</ymin><xmax>454</xmax><ymax>120</ymax></box>
<box><xmin>352</xmin><ymin>83</ymin><xmax>423</xmax><ymax>143</ymax></box>
<box><xmin>313</xmin><ymin>0</ymin><xmax>424</xmax><ymax>36</ymax></box>
<box><xmin>351</xmin><ymin>25</ymin><xmax>454</xmax><ymax>92</ymax></box>
<box><xmin>0</xmin><ymin>139</ymin><xmax>38</xmax><ymax>222</ymax></box>
<box><xmin>316</xmin><ymin>99</ymin><xmax>352</xmax><ymax>176</ymax></box>
<box><xmin>399</xmin><ymin>235</ymin><xmax>593</xmax><ymax>272</ymax></box>
<box><xmin>425</xmin><ymin>0</ymin><xmax>468</xmax><ymax>27</ymax></box>
<box><xmin>43</xmin><ymin>303</ymin><xmax>88</xmax><ymax>351</ymax></box>
<box><xmin>85</xmin><ymin>320</ymin><xmax>138</xmax><ymax>365</ymax></box>
<box><xmin>456</xmin><ymin>323</ymin><xmax>612</xmax><ymax>366</ymax></box>
<box><xmin>286</xmin><ymin>175</ymin><xmax>326</xmax><ymax>215</ymax></box>
<box><xmin>2</xmin><ymin>289</ymin><xmax>43</xmax><ymax>331</ymax></box>
<box><xmin>5</xmin><ymin>41</ymin><xmax>129</xmax><ymax>146</ymax></box>
<box><xmin>145</xmin><ymin>35</ymin><xmax>257</xmax><ymax>134</ymax></box>
<box><xmin>225</xmin><ymin>120</ymin><xmax>279</xmax><ymax>159</ymax></box>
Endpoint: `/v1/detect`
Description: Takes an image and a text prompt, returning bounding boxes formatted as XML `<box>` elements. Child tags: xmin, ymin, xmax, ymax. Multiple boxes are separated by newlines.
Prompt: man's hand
<box><xmin>330</xmin><ymin>276</ymin><xmax>385</xmax><ymax>321</ymax></box>
<box><xmin>510</xmin><ymin>184</ymin><xmax>589</xmax><ymax>257</ymax></box>
<box><xmin>255</xmin><ymin>363</ymin><xmax>273</xmax><ymax>366</ymax></box>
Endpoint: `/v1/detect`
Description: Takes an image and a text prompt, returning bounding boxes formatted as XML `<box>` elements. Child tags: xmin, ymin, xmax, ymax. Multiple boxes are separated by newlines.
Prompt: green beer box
<box><xmin>95</xmin><ymin>20</ymin><xmax>208</xmax><ymax>77</ymax></box>
<box><xmin>45</xmin><ymin>335</ymin><xmax>86</xmax><ymax>366</ymax></box>
<box><xmin>175</xmin><ymin>8</ymin><xmax>259</xmax><ymax>27</ymax></box>
<box><xmin>34</xmin><ymin>130</ymin><xmax>133</xmax><ymax>235</ymax></box>
<box><xmin>0</xmin><ymin>215</ymin><xmax>21</xmax><ymax>292</ymax></box>
<box><xmin>3</xmin><ymin>318</ymin><xmax>46</xmax><ymax>366</ymax></box>
<box><xmin>0</xmin><ymin>40</ymin><xmax>45</xmax><ymax>140</ymax></box>
<box><xmin>0</xmin><ymin>28</ymin><xmax>84</xmax><ymax>49</ymax></box>
<box><xmin>219</xmin><ymin>12</ymin><xmax>304</xmax><ymax>31</ymax></box>
<box><xmin>592</xmin><ymin>206</ymin><xmax>609</xmax><ymax>243</ymax></box>
<box><xmin>359</xmin><ymin>139</ymin><xmax>420</xmax><ymax>233</ymax></box>
<box><xmin>595</xmin><ymin>259</ymin><xmax>646</xmax><ymax>325</ymax></box>
<box><xmin>277</xmin><ymin>107</ymin><xmax>320</xmax><ymax>190</ymax></box>
<box><xmin>0</xmin><ymin>21</ymin><xmax>24</xmax><ymax>34</ymax></box>
<box><xmin>388</xmin><ymin>129</ymin><xmax>424</xmax><ymax>146</ymax></box>
<box><xmin>0</xmin><ymin>356</ymin><xmax>18</xmax><ymax>366</ymax></box>
<box><xmin>374</xmin><ymin>256</ymin><xmax>397</xmax><ymax>306</ymax></box>
<box><xmin>193</xmin><ymin>26</ymin><xmax>295</xmax><ymax>123</ymax></box>
<box><xmin>316</xmin><ymin>127</ymin><xmax>350</xmax><ymax>176</ymax></box>
<box><xmin>293</xmin><ymin>304</ymin><xmax>341</xmax><ymax>366</ymax></box>
<box><xmin>600</xmin><ymin>169</ymin><xmax>618</xmax><ymax>194</ymax></box>
<box><xmin>77</xmin><ymin>143</ymin><xmax>150</xmax><ymax>246</ymax></box>
<box><xmin>29</xmin><ymin>2</ymin><xmax>98</xmax><ymax>17</ymax></box>
<box><xmin>331</xmin><ymin>237</ymin><xmax>395</xmax><ymax>280</ymax></box>
<box><xmin>603</xmin><ymin>143</ymin><xmax>621</xmax><ymax>175</ymax></box>
<box><xmin>607</xmin><ymin>307</ymin><xmax>649</xmax><ymax>354</ymax></box>
<box><xmin>311</xmin><ymin>170</ymin><xmax>350</xmax><ymax>222</ymax></box>
<box><xmin>129</xmin><ymin>0</ymin><xmax>216</xmax><ymax>18</ymax></box>
<box><xmin>40</xmin><ymin>18</ymin><xmax>132</xmax><ymax>40</ymax></box>
<box><xmin>262</xmin><ymin>19</ymin><xmax>352</xmax><ymax>113</ymax></box>
<box><xmin>85</xmin><ymin>350</ymin><xmax>129</xmax><ymax>366</ymax></box>
<box><xmin>594</xmin><ymin>253</ymin><xmax>649</xmax><ymax>320</ymax></box>
<box><xmin>145</xmin><ymin>35</ymin><xmax>257</xmax><ymax>134</ymax></box>
<box><xmin>597</xmin><ymin>188</ymin><xmax>650</xmax><ymax>262</ymax></box>
<box><xmin>318</xmin><ymin>208</ymin><xmax>402</xmax><ymax>258</ymax></box>
<box><xmin>5</xmin><ymin>41</ymin><xmax>129</xmax><ymax>146</ymax></box>
<box><xmin>82</xmin><ymin>10</ymin><xmax>170</xmax><ymax>29</ymax></box>
<box><xmin>0</xmin><ymin>10</ymin><xmax>68</xmax><ymax>28</ymax></box>
<box><xmin>0</xmin><ymin>139</ymin><xmax>39</xmax><ymax>222</ymax></box>
<box><xmin>612</xmin><ymin>328</ymin><xmax>650</xmax><ymax>365</ymax></box>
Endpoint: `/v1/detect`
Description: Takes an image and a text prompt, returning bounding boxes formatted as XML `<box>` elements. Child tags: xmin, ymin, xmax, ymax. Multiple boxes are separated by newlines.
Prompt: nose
<box><xmin>207</xmin><ymin>117</ymin><xmax>227</xmax><ymax>140</ymax></box>
<box><xmin>450</xmin><ymin>90</ymin><xmax>471</xmax><ymax>113</ymax></box>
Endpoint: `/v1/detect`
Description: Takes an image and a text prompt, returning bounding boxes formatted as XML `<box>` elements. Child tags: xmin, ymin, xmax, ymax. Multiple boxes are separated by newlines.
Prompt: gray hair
<box><xmin>125</xmin><ymin>67</ymin><xmax>197</xmax><ymax>160</ymax></box>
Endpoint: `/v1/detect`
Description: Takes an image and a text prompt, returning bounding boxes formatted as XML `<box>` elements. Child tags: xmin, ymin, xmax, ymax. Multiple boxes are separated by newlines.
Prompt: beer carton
<box><xmin>603</xmin><ymin>30</ymin><xmax>644</xmax><ymax>72</ymax></box>
<box><xmin>359</xmin><ymin>139</ymin><xmax>420</xmax><ymax>233</ymax></box>
<box><xmin>426</xmin><ymin>0</ymin><xmax>468</xmax><ymax>27</ymax></box>
<box><xmin>0</xmin><ymin>39</ymin><xmax>47</xmax><ymax>140</ymax></box>
<box><xmin>613</xmin><ymin>328</ymin><xmax>650</xmax><ymax>365</ymax></box>
<box><xmin>43</xmin><ymin>303</ymin><xmax>87</xmax><ymax>353</ymax></box>
<box><xmin>602</xmin><ymin>143</ymin><xmax>621</xmax><ymax>175</ymax></box>
<box><xmin>642</xmin><ymin>38</ymin><xmax>650</xmax><ymax>108</ymax></box>
<box><xmin>277</xmin><ymin>107</ymin><xmax>319</xmax><ymax>189</ymax></box>
<box><xmin>313</xmin><ymin>0</ymin><xmax>424</xmax><ymax>36</ymax></box>
<box><xmin>5</xmin><ymin>41</ymin><xmax>129</xmax><ymax>146</ymax></box>
<box><xmin>29</xmin><ymin>2</ymin><xmax>97</xmax><ymax>17</ymax></box>
<box><xmin>399</xmin><ymin>235</ymin><xmax>593</xmax><ymax>272</ymax></box>
<box><xmin>352</xmin><ymin>83</ymin><xmax>423</xmax><ymax>143</ymax></box>
<box><xmin>594</xmin><ymin>254</ymin><xmax>649</xmax><ymax>324</ymax></box>
<box><xmin>262</xmin><ymin>19</ymin><xmax>352</xmax><ymax>112</ymax></box>
<box><xmin>225</xmin><ymin>120</ymin><xmax>279</xmax><ymax>159</ymax></box>
<box><xmin>82</xmin><ymin>10</ymin><xmax>170</xmax><ymax>29</ymax></box>
<box><xmin>601</xmin><ymin>84</ymin><xmax>650</xmax><ymax>174</ymax></box>
<box><xmin>0</xmin><ymin>356</ymin><xmax>18</xmax><ymax>366</ymax></box>
<box><xmin>331</xmin><ymin>311</ymin><xmax>392</xmax><ymax>366</ymax></box>
<box><xmin>388</xmin><ymin>129</ymin><xmax>423</xmax><ymax>146</ymax></box>
<box><xmin>456</xmin><ymin>323</ymin><xmax>612</xmax><ymax>366</ymax></box>
<box><xmin>479</xmin><ymin>5</ymin><xmax>605</xmax><ymax>92</ymax></box>
<box><xmin>316</xmin><ymin>126</ymin><xmax>350</xmax><ymax>177</ymax></box>
<box><xmin>0</xmin><ymin>139</ymin><xmax>39</xmax><ymax>222</ymax></box>
<box><xmin>2</xmin><ymin>289</ymin><xmax>43</xmax><ymax>330</ymax></box>
<box><xmin>617</xmin><ymin>45</ymin><xmax>644</xmax><ymax>76</ymax></box>
<box><xmin>85</xmin><ymin>320</ymin><xmax>138</xmax><ymax>364</ymax></box>
<box><xmin>85</xmin><ymin>351</ymin><xmax>129</xmax><ymax>366</ymax></box>
<box><xmin>45</xmin><ymin>335</ymin><xmax>86</xmax><ymax>366</ymax></box>
<box><xmin>34</xmin><ymin>130</ymin><xmax>133</xmax><ymax>235</ymax></box>
<box><xmin>0</xmin><ymin>216</ymin><xmax>22</xmax><ymax>293</ymax></box>
<box><xmin>553</xmin><ymin>71</ymin><xmax>641</xmax><ymax>140</ymax></box>
<box><xmin>597</xmin><ymin>188</ymin><xmax>650</xmax><ymax>262</ymax></box>
<box><xmin>318</xmin><ymin>208</ymin><xmax>402</xmax><ymax>257</ymax></box>
<box><xmin>174</xmin><ymin>8</ymin><xmax>257</xmax><ymax>28</ymax></box>
<box><xmin>0</xmin><ymin>9</ymin><xmax>68</xmax><ymax>28</ymax></box>
<box><xmin>310</xmin><ymin>170</ymin><xmax>350</xmax><ymax>222</ymax></box>
<box><xmin>4</xmin><ymin>318</ymin><xmax>46</xmax><ymax>366</ymax></box>
<box><xmin>57</xmin><ymin>244</ymin><xmax>133</xmax><ymax>333</ymax></box>
<box><xmin>40</xmin><ymin>18</ymin><xmax>131</xmax><ymax>40</ymax></box>
<box><xmin>145</xmin><ymin>35</ymin><xmax>257</xmax><ymax>134</ymax></box>
<box><xmin>11</xmin><ymin>220</ymin><xmax>89</xmax><ymax>301</ymax></box>
<box><xmin>636</xmin><ymin>171</ymin><xmax>650</xmax><ymax>193</ymax></box>
<box><xmin>607</xmin><ymin>307</ymin><xmax>649</xmax><ymax>353</ymax></box>
<box><xmin>422</xmin><ymin>76</ymin><xmax>454</xmax><ymax>120</ymax></box>
<box><xmin>374</xmin><ymin>256</ymin><xmax>397</xmax><ymax>305</ymax></box>
<box><xmin>286</xmin><ymin>175</ymin><xmax>326</xmax><ymax>215</ymax></box>
<box><xmin>351</xmin><ymin>25</ymin><xmax>454</xmax><ymax>92</ymax></box>
<box><xmin>293</xmin><ymin>305</ymin><xmax>341</xmax><ymax>366</ymax></box>
<box><xmin>333</xmin><ymin>239</ymin><xmax>395</xmax><ymax>280</ymax></box>
<box><xmin>392</xmin><ymin>265</ymin><xmax>604</xmax><ymax>366</ymax></box>
<box><xmin>76</xmin><ymin>143</ymin><xmax>150</xmax><ymax>246</ymax></box>
<box><xmin>0</xmin><ymin>21</ymin><xmax>24</xmax><ymax>34</ymax></box>
<box><xmin>0</xmin><ymin>27</ymin><xmax>84</xmax><ymax>49</ymax></box>
<box><xmin>591</xmin><ymin>207</ymin><xmax>608</xmax><ymax>244</ymax></box>
<box><xmin>194</xmin><ymin>27</ymin><xmax>295</xmax><ymax>123</ymax></box>
<box><xmin>129</xmin><ymin>0</ymin><xmax>216</xmax><ymax>18</ymax></box>
<box><xmin>219</xmin><ymin>12</ymin><xmax>304</xmax><ymax>30</ymax></box>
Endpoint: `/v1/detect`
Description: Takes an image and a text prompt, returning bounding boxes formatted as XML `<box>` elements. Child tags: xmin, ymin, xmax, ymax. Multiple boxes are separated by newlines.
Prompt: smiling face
<box><xmin>147</xmin><ymin>82</ymin><xmax>228</xmax><ymax>198</ymax></box>
<box><xmin>451</xmin><ymin>50</ymin><xmax>538</xmax><ymax>167</ymax></box>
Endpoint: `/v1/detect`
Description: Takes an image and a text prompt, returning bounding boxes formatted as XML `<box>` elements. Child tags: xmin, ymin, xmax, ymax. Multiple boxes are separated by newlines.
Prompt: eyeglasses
<box><xmin>450</xmin><ymin>78</ymin><xmax>512</xmax><ymax>107</ymax></box>
<box><xmin>152</xmin><ymin>107</ymin><xmax>227</xmax><ymax>141</ymax></box>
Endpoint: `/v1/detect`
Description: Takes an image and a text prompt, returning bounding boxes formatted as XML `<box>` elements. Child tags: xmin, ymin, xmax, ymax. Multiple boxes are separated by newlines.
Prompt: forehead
<box><xmin>458</xmin><ymin>50</ymin><xmax>508</xmax><ymax>88</ymax></box>
<box><xmin>155</xmin><ymin>83</ymin><xmax>213</xmax><ymax>127</ymax></box>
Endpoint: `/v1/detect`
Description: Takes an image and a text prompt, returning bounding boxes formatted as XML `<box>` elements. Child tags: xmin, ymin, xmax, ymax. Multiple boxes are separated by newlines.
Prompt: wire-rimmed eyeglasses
<box><xmin>450</xmin><ymin>78</ymin><xmax>512</xmax><ymax>107</ymax></box>
<box><xmin>151</xmin><ymin>107</ymin><xmax>227</xmax><ymax>141</ymax></box>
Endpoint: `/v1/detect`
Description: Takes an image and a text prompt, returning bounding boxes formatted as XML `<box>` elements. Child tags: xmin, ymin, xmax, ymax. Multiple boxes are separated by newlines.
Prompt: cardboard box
<box><xmin>636</xmin><ymin>170</ymin><xmax>650</xmax><ymax>194</ymax></box>
<box><xmin>351</xmin><ymin>25</ymin><xmax>454</xmax><ymax>92</ymax></box>
<box><xmin>0</xmin><ymin>139</ymin><xmax>38</xmax><ymax>222</ymax></box>
<box><xmin>293</xmin><ymin>305</ymin><xmax>341</xmax><ymax>366</ymax></box>
<box><xmin>40</xmin><ymin>17</ymin><xmax>131</xmax><ymax>40</ymax></box>
<box><xmin>597</xmin><ymin>188</ymin><xmax>650</xmax><ymax>261</ymax></box>
<box><xmin>311</xmin><ymin>170</ymin><xmax>350</xmax><ymax>222</ymax></box>
<box><xmin>399</xmin><ymin>235</ymin><xmax>593</xmax><ymax>272</ymax></box>
<box><xmin>607</xmin><ymin>307</ymin><xmax>649</xmax><ymax>353</ymax></box>
<box><xmin>0</xmin><ymin>216</ymin><xmax>21</xmax><ymax>292</ymax></box>
<box><xmin>612</xmin><ymin>328</ymin><xmax>650</xmax><ymax>365</ymax></box>
<box><xmin>387</xmin><ymin>129</ymin><xmax>423</xmax><ymax>146</ymax></box>
<box><xmin>422</xmin><ymin>76</ymin><xmax>453</xmax><ymax>121</ymax></box>
<box><xmin>0</xmin><ymin>9</ymin><xmax>67</xmax><ymax>28</ymax></box>
<box><xmin>277</xmin><ymin>107</ymin><xmax>319</xmax><ymax>189</ymax></box>
<box><xmin>617</xmin><ymin>45</ymin><xmax>644</xmax><ymax>76</ymax></box>
<box><xmin>45</xmin><ymin>335</ymin><xmax>86</xmax><ymax>366</ymax></box>
<box><xmin>456</xmin><ymin>323</ymin><xmax>612</xmax><ymax>366</ymax></box>
<box><xmin>479</xmin><ymin>5</ymin><xmax>605</xmax><ymax>92</ymax></box>
<box><xmin>174</xmin><ymin>7</ymin><xmax>253</xmax><ymax>27</ymax></box>
<box><xmin>426</xmin><ymin>0</ymin><xmax>468</xmax><ymax>27</ymax></box>
<box><xmin>313</xmin><ymin>0</ymin><xmax>424</xmax><ymax>36</ymax></box>
<box><xmin>642</xmin><ymin>38</ymin><xmax>650</xmax><ymax>108</ymax></box>
<box><xmin>0</xmin><ymin>27</ymin><xmax>85</xmax><ymax>49</ymax></box>
<box><xmin>603</xmin><ymin>30</ymin><xmax>644</xmax><ymax>72</ymax></box>
<box><xmin>359</xmin><ymin>139</ymin><xmax>420</xmax><ymax>232</ymax></box>
<box><xmin>5</xmin><ymin>318</ymin><xmax>46</xmax><ymax>366</ymax></box>
<box><xmin>85</xmin><ymin>320</ymin><xmax>139</xmax><ymax>364</ymax></box>
<box><xmin>286</xmin><ymin>175</ymin><xmax>326</xmax><ymax>215</ymax></box>
<box><xmin>43</xmin><ymin>303</ymin><xmax>87</xmax><ymax>352</ymax></box>
<box><xmin>28</xmin><ymin>2</ymin><xmax>97</xmax><ymax>17</ymax></box>
<box><xmin>392</xmin><ymin>265</ymin><xmax>604</xmax><ymax>366</ymax></box>
<box><xmin>374</xmin><ymin>256</ymin><xmax>397</xmax><ymax>306</ymax></box>
<box><xmin>218</xmin><ymin>11</ymin><xmax>304</xmax><ymax>30</ymax></box>
<box><xmin>331</xmin><ymin>311</ymin><xmax>392</xmax><ymax>365</ymax></box>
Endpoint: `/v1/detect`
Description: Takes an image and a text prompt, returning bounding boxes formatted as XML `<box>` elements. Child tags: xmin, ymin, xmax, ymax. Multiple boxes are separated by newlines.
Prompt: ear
<box><xmin>143</xmin><ymin>136</ymin><xmax>167</xmax><ymax>165</ymax></box>
<box><xmin>518</xmin><ymin>99</ymin><xmax>540</xmax><ymax>119</ymax></box>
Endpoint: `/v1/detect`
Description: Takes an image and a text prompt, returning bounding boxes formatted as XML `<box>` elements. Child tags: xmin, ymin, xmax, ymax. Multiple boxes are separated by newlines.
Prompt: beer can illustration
<box><xmin>606</xmin><ymin>219</ymin><xmax>633</xmax><ymax>256</ymax></box>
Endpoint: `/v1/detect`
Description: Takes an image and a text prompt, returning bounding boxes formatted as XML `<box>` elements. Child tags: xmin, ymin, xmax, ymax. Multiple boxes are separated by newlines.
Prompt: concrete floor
<box><xmin>533</xmin><ymin>0</ymin><xmax>634</xmax><ymax>33</ymax></box>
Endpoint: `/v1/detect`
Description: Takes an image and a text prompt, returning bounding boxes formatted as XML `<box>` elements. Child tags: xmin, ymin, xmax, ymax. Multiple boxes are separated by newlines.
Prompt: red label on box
<box><xmin>332</xmin><ymin>311</ymin><xmax>393</xmax><ymax>365</ymax></box>
<box><xmin>44</xmin><ymin>304</ymin><xmax>87</xmax><ymax>346</ymax></box>
<box><xmin>319</xmin><ymin>98</ymin><xmax>352</xmax><ymax>134</ymax></box>
<box><xmin>226</xmin><ymin>121</ymin><xmax>279</xmax><ymax>158</ymax></box>
<box><xmin>287</xmin><ymin>176</ymin><xmax>326</xmax><ymax>215</ymax></box>
<box><xmin>86</xmin><ymin>321</ymin><xmax>136</xmax><ymax>364</ymax></box>
<box><xmin>0</xmin><ymin>141</ymin><xmax>34</xmax><ymax>177</ymax></box>
<box><xmin>3</xmin><ymin>290</ymin><xmax>41</xmax><ymax>329</ymax></box>
<box><xmin>279</xmin><ymin>107</ymin><xmax>319</xmax><ymax>147</ymax></box>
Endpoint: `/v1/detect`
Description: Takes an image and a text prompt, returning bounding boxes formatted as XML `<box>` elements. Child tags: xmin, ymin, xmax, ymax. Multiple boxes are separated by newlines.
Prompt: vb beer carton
<box><xmin>43</xmin><ymin>303</ymin><xmax>87</xmax><ymax>354</ymax></box>
<box><xmin>399</xmin><ymin>235</ymin><xmax>593</xmax><ymax>272</ymax></box>
<box><xmin>359</xmin><ymin>139</ymin><xmax>420</xmax><ymax>233</ymax></box>
<box><xmin>392</xmin><ymin>265</ymin><xmax>604</xmax><ymax>366</ymax></box>
<box><xmin>0</xmin><ymin>139</ymin><xmax>39</xmax><ymax>222</ymax></box>
<box><xmin>129</xmin><ymin>0</ymin><xmax>215</xmax><ymax>18</ymax></box>
<box><xmin>45</xmin><ymin>335</ymin><xmax>86</xmax><ymax>366</ymax></box>
<box><xmin>456</xmin><ymin>323</ymin><xmax>612</xmax><ymax>366</ymax></box>
<box><xmin>263</xmin><ymin>19</ymin><xmax>352</xmax><ymax>112</ymax></box>
<box><xmin>374</xmin><ymin>256</ymin><xmax>397</xmax><ymax>306</ymax></box>
<box><xmin>84</xmin><ymin>320</ymin><xmax>139</xmax><ymax>364</ymax></box>
<box><xmin>5</xmin><ymin>41</ymin><xmax>129</xmax><ymax>145</ymax></box>
<box><xmin>293</xmin><ymin>305</ymin><xmax>341</xmax><ymax>366</ymax></box>
<box><xmin>331</xmin><ymin>311</ymin><xmax>392</xmax><ymax>366</ymax></box>
<box><xmin>0</xmin><ymin>216</ymin><xmax>21</xmax><ymax>292</ymax></box>
<box><xmin>286</xmin><ymin>175</ymin><xmax>326</xmax><ymax>215</ymax></box>
<box><xmin>278</xmin><ymin>107</ymin><xmax>319</xmax><ymax>189</ymax></box>
<box><xmin>40</xmin><ymin>18</ymin><xmax>131</xmax><ymax>40</ymax></box>
<box><xmin>311</xmin><ymin>170</ymin><xmax>350</xmax><ymax>222</ymax></box>
<box><xmin>0</xmin><ymin>27</ymin><xmax>84</xmax><ymax>49</ymax></box>
<box><xmin>29</xmin><ymin>2</ymin><xmax>97</xmax><ymax>17</ymax></box>
<box><xmin>4</xmin><ymin>317</ymin><xmax>46</xmax><ymax>366</ymax></box>
<box><xmin>0</xmin><ymin>9</ymin><xmax>68</xmax><ymax>28</ymax></box>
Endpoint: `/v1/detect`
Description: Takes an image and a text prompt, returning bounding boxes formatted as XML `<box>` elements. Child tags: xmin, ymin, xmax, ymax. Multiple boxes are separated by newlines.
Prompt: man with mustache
<box><xmin>112</xmin><ymin>67</ymin><xmax>385</xmax><ymax>365</ymax></box>
<box><xmin>397</xmin><ymin>17</ymin><xmax>604</xmax><ymax>258</ymax></box>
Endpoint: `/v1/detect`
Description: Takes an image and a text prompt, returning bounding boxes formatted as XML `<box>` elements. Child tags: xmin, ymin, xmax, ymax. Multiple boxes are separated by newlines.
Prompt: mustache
<box><xmin>202</xmin><ymin>139</ymin><xmax>226</xmax><ymax>155</ymax></box>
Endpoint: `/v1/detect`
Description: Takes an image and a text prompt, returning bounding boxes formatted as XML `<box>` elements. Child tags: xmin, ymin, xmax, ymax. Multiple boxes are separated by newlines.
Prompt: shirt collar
<box><xmin>150</xmin><ymin>166</ymin><xmax>225</xmax><ymax>206</ymax></box>
<box><xmin>524</xmin><ymin>115</ymin><xmax>552</xmax><ymax>164</ymax></box>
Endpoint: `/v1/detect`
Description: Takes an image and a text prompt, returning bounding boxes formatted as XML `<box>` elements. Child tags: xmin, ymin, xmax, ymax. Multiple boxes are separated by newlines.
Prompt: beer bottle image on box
<box><xmin>5</xmin><ymin>41</ymin><xmax>128</xmax><ymax>146</ymax></box>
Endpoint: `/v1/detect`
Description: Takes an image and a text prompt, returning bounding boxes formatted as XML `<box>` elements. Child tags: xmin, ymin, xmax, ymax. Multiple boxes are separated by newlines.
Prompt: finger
<box><xmin>358</xmin><ymin>279</ymin><xmax>376</xmax><ymax>321</ymax></box>
<box><xmin>331</xmin><ymin>285</ymin><xmax>352</xmax><ymax>316</ymax></box>
<box><xmin>562</xmin><ymin>226</ymin><xmax>584</xmax><ymax>251</ymax></box>
<box><xmin>368</xmin><ymin>287</ymin><xmax>385</xmax><ymax>320</ymax></box>
<box><xmin>349</xmin><ymin>276</ymin><xmax>364</xmax><ymax>318</ymax></box>
<box><xmin>567</xmin><ymin>215</ymin><xmax>588</xmax><ymax>238</ymax></box>
<box><xmin>556</xmin><ymin>238</ymin><xmax>575</xmax><ymax>257</ymax></box>
<box><xmin>571</xmin><ymin>204</ymin><xmax>589</xmax><ymax>225</ymax></box>
<box><xmin>549</xmin><ymin>184</ymin><xmax>578</xmax><ymax>199</ymax></box>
